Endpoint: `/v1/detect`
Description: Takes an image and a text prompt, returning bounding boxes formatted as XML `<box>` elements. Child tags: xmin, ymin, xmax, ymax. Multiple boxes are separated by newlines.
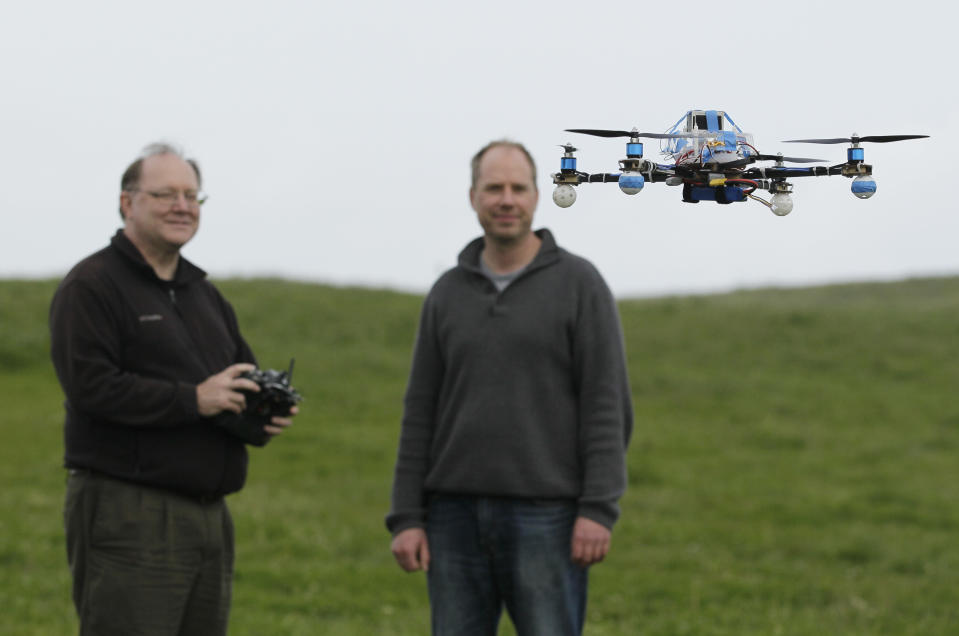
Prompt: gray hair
<box><xmin>118</xmin><ymin>142</ymin><xmax>202</xmax><ymax>219</ymax></box>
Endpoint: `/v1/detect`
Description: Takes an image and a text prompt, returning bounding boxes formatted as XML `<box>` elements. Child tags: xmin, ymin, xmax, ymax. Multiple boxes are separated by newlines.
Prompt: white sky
<box><xmin>2</xmin><ymin>0</ymin><xmax>955</xmax><ymax>297</ymax></box>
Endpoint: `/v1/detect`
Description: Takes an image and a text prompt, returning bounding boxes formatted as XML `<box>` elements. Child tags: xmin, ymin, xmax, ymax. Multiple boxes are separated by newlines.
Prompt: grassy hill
<box><xmin>2</xmin><ymin>276</ymin><xmax>957</xmax><ymax>635</ymax></box>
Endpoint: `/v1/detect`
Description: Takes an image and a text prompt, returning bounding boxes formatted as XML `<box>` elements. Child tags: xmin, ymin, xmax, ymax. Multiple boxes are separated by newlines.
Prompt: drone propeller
<box><xmin>558</xmin><ymin>143</ymin><xmax>578</xmax><ymax>153</ymax></box>
<box><xmin>783</xmin><ymin>134</ymin><xmax>929</xmax><ymax>145</ymax></box>
<box><xmin>566</xmin><ymin>128</ymin><xmax>692</xmax><ymax>140</ymax></box>
<box><xmin>754</xmin><ymin>153</ymin><xmax>827</xmax><ymax>164</ymax></box>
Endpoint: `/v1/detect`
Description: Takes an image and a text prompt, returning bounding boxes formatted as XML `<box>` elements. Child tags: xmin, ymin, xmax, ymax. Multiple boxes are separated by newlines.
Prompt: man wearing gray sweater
<box><xmin>387</xmin><ymin>140</ymin><xmax>632</xmax><ymax>636</ymax></box>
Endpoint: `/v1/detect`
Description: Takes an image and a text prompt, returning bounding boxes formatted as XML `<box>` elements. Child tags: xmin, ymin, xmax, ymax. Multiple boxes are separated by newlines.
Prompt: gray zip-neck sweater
<box><xmin>387</xmin><ymin>229</ymin><xmax>633</xmax><ymax>534</ymax></box>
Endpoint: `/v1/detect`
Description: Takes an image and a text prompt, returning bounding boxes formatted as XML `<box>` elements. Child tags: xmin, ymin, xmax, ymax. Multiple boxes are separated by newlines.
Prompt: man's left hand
<box><xmin>265</xmin><ymin>406</ymin><xmax>298</xmax><ymax>436</ymax></box>
<box><xmin>570</xmin><ymin>516</ymin><xmax>611</xmax><ymax>567</ymax></box>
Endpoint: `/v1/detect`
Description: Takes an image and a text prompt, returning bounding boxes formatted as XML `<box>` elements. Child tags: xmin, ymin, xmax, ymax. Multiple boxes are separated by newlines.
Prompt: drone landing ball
<box><xmin>851</xmin><ymin>175</ymin><xmax>877</xmax><ymax>199</ymax></box>
<box><xmin>552</xmin><ymin>184</ymin><xmax>577</xmax><ymax>208</ymax></box>
<box><xmin>619</xmin><ymin>172</ymin><xmax>645</xmax><ymax>196</ymax></box>
<box><xmin>770</xmin><ymin>192</ymin><xmax>794</xmax><ymax>216</ymax></box>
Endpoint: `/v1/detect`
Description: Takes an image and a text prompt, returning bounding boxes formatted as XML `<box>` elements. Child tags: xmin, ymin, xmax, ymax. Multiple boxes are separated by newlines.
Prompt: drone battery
<box><xmin>687</xmin><ymin>185</ymin><xmax>747</xmax><ymax>204</ymax></box>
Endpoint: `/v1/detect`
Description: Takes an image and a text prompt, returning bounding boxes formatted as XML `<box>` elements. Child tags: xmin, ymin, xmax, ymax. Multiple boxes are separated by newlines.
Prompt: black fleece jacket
<box><xmin>387</xmin><ymin>229</ymin><xmax>632</xmax><ymax>534</ymax></box>
<box><xmin>50</xmin><ymin>230</ymin><xmax>257</xmax><ymax>499</ymax></box>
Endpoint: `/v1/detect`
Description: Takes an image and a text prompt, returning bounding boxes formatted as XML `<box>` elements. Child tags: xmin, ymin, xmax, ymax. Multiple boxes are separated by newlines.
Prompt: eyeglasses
<box><xmin>128</xmin><ymin>189</ymin><xmax>208</xmax><ymax>207</ymax></box>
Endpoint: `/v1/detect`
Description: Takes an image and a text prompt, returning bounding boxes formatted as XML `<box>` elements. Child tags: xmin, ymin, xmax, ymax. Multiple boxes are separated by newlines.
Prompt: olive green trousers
<box><xmin>64</xmin><ymin>470</ymin><xmax>234</xmax><ymax>636</ymax></box>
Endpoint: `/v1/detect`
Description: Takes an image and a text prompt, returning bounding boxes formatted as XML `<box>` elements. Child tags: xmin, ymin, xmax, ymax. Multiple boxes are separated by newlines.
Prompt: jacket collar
<box><xmin>458</xmin><ymin>228</ymin><xmax>560</xmax><ymax>275</ymax></box>
<box><xmin>110</xmin><ymin>229</ymin><xmax>207</xmax><ymax>287</ymax></box>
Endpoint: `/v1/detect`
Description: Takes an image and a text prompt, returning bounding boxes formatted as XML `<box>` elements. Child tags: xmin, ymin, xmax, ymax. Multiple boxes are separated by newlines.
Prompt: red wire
<box><xmin>724</xmin><ymin>178</ymin><xmax>759</xmax><ymax>194</ymax></box>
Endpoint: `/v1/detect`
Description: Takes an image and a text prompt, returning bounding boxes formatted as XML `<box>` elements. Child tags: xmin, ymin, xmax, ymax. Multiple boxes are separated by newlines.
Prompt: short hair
<box><xmin>118</xmin><ymin>142</ymin><xmax>202</xmax><ymax>219</ymax></box>
<box><xmin>470</xmin><ymin>140</ymin><xmax>538</xmax><ymax>191</ymax></box>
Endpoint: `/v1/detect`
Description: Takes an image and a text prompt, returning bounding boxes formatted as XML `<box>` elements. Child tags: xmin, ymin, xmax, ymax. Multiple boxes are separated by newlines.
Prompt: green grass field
<box><xmin>2</xmin><ymin>276</ymin><xmax>958</xmax><ymax>635</ymax></box>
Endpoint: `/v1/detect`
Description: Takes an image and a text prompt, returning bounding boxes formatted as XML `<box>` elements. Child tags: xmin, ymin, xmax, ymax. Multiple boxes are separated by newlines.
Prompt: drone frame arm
<box><xmin>741</xmin><ymin>162</ymin><xmax>872</xmax><ymax>180</ymax></box>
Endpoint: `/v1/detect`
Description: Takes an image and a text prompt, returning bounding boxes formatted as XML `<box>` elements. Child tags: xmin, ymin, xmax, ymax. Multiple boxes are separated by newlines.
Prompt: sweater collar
<box><xmin>458</xmin><ymin>228</ymin><xmax>560</xmax><ymax>274</ymax></box>
<box><xmin>110</xmin><ymin>229</ymin><xmax>207</xmax><ymax>286</ymax></box>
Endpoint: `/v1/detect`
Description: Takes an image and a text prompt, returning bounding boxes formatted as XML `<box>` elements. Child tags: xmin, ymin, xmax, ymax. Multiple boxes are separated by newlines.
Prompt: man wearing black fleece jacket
<box><xmin>50</xmin><ymin>143</ymin><xmax>296</xmax><ymax>635</ymax></box>
<box><xmin>388</xmin><ymin>141</ymin><xmax>632</xmax><ymax>635</ymax></box>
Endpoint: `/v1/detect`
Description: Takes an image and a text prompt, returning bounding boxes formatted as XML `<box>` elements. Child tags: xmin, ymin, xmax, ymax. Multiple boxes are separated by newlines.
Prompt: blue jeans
<box><xmin>426</xmin><ymin>495</ymin><xmax>587</xmax><ymax>636</ymax></box>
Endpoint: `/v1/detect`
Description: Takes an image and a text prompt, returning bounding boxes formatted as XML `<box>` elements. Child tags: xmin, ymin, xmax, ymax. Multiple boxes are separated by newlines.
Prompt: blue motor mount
<box><xmin>842</xmin><ymin>137</ymin><xmax>875</xmax><ymax>198</ymax></box>
<box><xmin>557</xmin><ymin>143</ymin><xmax>579</xmax><ymax>174</ymax></box>
<box><xmin>618</xmin><ymin>135</ymin><xmax>646</xmax><ymax>180</ymax></box>
<box><xmin>552</xmin><ymin>143</ymin><xmax>582</xmax><ymax>208</ymax></box>
<box><xmin>617</xmin><ymin>136</ymin><xmax>648</xmax><ymax>195</ymax></box>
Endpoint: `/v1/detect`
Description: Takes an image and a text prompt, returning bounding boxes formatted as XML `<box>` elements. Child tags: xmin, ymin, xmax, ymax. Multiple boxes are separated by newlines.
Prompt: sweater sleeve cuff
<box><xmin>576</xmin><ymin>500</ymin><xmax>620</xmax><ymax>530</ymax></box>
<box><xmin>385</xmin><ymin>513</ymin><xmax>427</xmax><ymax>536</ymax></box>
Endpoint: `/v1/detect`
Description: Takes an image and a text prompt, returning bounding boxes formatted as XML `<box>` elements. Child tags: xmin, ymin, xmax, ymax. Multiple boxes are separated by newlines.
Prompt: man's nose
<box><xmin>170</xmin><ymin>192</ymin><xmax>192</xmax><ymax>210</ymax></box>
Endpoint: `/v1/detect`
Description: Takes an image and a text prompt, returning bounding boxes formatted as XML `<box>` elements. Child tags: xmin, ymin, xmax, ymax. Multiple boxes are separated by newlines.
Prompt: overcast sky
<box><xmin>2</xmin><ymin>0</ymin><xmax>955</xmax><ymax>297</ymax></box>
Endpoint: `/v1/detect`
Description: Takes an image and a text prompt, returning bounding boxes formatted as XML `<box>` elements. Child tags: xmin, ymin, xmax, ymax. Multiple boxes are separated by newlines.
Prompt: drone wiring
<box><xmin>746</xmin><ymin>192</ymin><xmax>774</xmax><ymax>208</ymax></box>
<box><xmin>724</xmin><ymin>179</ymin><xmax>760</xmax><ymax>194</ymax></box>
<box><xmin>675</xmin><ymin>148</ymin><xmax>696</xmax><ymax>165</ymax></box>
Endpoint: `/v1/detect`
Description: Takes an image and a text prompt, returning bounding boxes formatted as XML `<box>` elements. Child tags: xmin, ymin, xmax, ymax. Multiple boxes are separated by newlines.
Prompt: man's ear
<box><xmin>118</xmin><ymin>191</ymin><xmax>131</xmax><ymax>221</ymax></box>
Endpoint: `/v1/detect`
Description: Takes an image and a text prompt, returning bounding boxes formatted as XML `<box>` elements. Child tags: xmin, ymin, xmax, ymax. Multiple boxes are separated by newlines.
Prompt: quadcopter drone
<box><xmin>551</xmin><ymin>110</ymin><xmax>928</xmax><ymax>215</ymax></box>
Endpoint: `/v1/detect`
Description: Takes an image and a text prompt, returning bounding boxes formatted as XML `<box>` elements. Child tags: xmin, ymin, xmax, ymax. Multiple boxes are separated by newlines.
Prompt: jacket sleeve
<box><xmin>386</xmin><ymin>293</ymin><xmax>444</xmax><ymax>535</ymax></box>
<box><xmin>572</xmin><ymin>268</ymin><xmax>633</xmax><ymax>529</ymax></box>
<box><xmin>208</xmin><ymin>292</ymin><xmax>272</xmax><ymax>446</ymax></box>
<box><xmin>49</xmin><ymin>277</ymin><xmax>199</xmax><ymax>428</ymax></box>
